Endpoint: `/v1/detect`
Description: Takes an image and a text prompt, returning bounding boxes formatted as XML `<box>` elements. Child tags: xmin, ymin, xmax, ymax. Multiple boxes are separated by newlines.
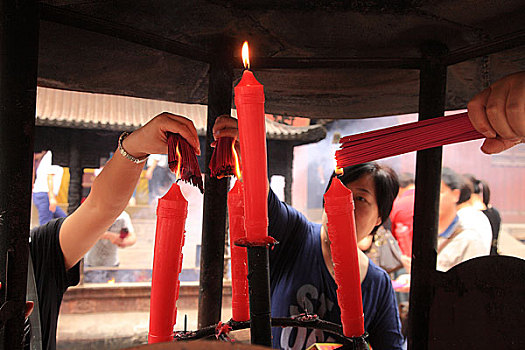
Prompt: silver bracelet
<box><xmin>118</xmin><ymin>132</ymin><xmax>149</xmax><ymax>164</ymax></box>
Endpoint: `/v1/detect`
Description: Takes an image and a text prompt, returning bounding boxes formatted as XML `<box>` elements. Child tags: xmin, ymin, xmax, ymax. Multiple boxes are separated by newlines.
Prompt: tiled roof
<box><xmin>36</xmin><ymin>87</ymin><xmax>326</xmax><ymax>142</ymax></box>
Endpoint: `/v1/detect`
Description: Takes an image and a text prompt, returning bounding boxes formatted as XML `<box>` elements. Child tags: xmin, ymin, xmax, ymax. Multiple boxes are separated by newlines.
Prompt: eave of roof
<box><xmin>35</xmin><ymin>87</ymin><xmax>326</xmax><ymax>142</ymax></box>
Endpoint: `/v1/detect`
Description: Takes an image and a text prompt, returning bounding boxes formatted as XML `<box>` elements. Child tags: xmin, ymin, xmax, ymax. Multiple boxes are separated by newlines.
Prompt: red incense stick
<box><xmin>167</xmin><ymin>132</ymin><xmax>204</xmax><ymax>193</ymax></box>
<box><xmin>336</xmin><ymin>112</ymin><xmax>483</xmax><ymax>168</ymax></box>
<box><xmin>209</xmin><ymin>137</ymin><xmax>238</xmax><ymax>178</ymax></box>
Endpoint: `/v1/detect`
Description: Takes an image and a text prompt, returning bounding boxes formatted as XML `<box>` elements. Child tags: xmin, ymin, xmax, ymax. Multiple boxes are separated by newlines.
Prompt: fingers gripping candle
<box><xmin>323</xmin><ymin>177</ymin><xmax>365</xmax><ymax>338</ymax></box>
<box><xmin>148</xmin><ymin>183</ymin><xmax>187</xmax><ymax>343</ymax></box>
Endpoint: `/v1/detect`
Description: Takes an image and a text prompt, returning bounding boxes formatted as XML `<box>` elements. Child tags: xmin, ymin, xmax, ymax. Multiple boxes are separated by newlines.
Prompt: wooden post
<box><xmin>0</xmin><ymin>1</ymin><xmax>39</xmax><ymax>348</ymax></box>
<box><xmin>198</xmin><ymin>39</ymin><xmax>233</xmax><ymax>328</ymax></box>
<box><xmin>408</xmin><ymin>42</ymin><xmax>448</xmax><ymax>350</ymax></box>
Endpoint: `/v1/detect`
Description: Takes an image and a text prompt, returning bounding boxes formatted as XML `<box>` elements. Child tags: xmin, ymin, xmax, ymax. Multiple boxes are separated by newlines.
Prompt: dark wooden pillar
<box><xmin>408</xmin><ymin>42</ymin><xmax>448</xmax><ymax>350</ymax></box>
<box><xmin>67</xmin><ymin>132</ymin><xmax>83</xmax><ymax>214</ymax></box>
<box><xmin>198</xmin><ymin>40</ymin><xmax>233</xmax><ymax>328</ymax></box>
<box><xmin>0</xmin><ymin>1</ymin><xmax>39</xmax><ymax>349</ymax></box>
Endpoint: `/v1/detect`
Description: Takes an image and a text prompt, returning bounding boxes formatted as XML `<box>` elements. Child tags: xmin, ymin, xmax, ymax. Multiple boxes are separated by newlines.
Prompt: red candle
<box><xmin>323</xmin><ymin>177</ymin><xmax>365</xmax><ymax>337</ymax></box>
<box><xmin>148</xmin><ymin>183</ymin><xmax>187</xmax><ymax>343</ymax></box>
<box><xmin>228</xmin><ymin>180</ymin><xmax>250</xmax><ymax>321</ymax></box>
<box><xmin>234</xmin><ymin>42</ymin><xmax>268</xmax><ymax>242</ymax></box>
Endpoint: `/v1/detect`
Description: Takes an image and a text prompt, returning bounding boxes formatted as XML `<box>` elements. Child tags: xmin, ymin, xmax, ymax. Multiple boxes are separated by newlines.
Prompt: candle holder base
<box><xmin>173</xmin><ymin>317</ymin><xmax>368</xmax><ymax>349</ymax></box>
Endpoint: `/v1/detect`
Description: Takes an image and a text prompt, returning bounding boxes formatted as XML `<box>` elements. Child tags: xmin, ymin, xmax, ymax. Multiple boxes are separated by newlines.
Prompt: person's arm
<box><xmin>59</xmin><ymin>113</ymin><xmax>200</xmax><ymax>270</ymax></box>
<box><xmin>468</xmin><ymin>71</ymin><xmax>525</xmax><ymax>154</ymax></box>
<box><xmin>47</xmin><ymin>173</ymin><xmax>58</xmax><ymax>213</ymax></box>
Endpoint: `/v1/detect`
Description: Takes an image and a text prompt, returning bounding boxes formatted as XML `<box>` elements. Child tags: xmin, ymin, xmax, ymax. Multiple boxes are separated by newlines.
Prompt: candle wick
<box><xmin>184</xmin><ymin>314</ymin><xmax>187</xmax><ymax>332</ymax></box>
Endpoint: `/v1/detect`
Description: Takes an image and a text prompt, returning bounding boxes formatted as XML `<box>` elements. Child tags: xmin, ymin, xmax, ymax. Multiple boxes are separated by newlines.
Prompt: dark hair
<box><xmin>464</xmin><ymin>174</ymin><xmax>492</xmax><ymax>205</ymax></box>
<box><xmin>441</xmin><ymin>167</ymin><xmax>463</xmax><ymax>191</ymax></box>
<box><xmin>479</xmin><ymin>179</ymin><xmax>491</xmax><ymax>206</ymax></box>
<box><xmin>398</xmin><ymin>172</ymin><xmax>415</xmax><ymax>188</ymax></box>
<box><xmin>458</xmin><ymin>175</ymin><xmax>473</xmax><ymax>205</ymax></box>
<box><xmin>325</xmin><ymin>162</ymin><xmax>399</xmax><ymax>232</ymax></box>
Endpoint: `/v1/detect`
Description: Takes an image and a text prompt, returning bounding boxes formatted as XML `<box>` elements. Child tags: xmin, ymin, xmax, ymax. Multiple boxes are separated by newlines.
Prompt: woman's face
<box><xmin>344</xmin><ymin>174</ymin><xmax>382</xmax><ymax>242</ymax></box>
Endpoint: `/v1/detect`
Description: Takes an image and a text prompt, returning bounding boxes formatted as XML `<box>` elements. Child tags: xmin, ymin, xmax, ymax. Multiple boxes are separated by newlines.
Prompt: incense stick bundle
<box><xmin>209</xmin><ymin>137</ymin><xmax>237</xmax><ymax>178</ymax></box>
<box><xmin>336</xmin><ymin>112</ymin><xmax>484</xmax><ymax>168</ymax></box>
<box><xmin>167</xmin><ymin>132</ymin><xmax>204</xmax><ymax>193</ymax></box>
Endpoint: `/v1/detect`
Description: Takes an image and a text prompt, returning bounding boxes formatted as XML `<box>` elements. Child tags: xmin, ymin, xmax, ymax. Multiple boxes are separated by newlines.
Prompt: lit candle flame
<box><xmin>335</xmin><ymin>167</ymin><xmax>344</xmax><ymax>175</ymax></box>
<box><xmin>107</xmin><ymin>277</ymin><xmax>116</xmax><ymax>284</ymax></box>
<box><xmin>242</xmin><ymin>41</ymin><xmax>250</xmax><ymax>70</ymax></box>
<box><xmin>175</xmin><ymin>142</ymin><xmax>182</xmax><ymax>179</ymax></box>
<box><xmin>232</xmin><ymin>141</ymin><xmax>242</xmax><ymax>180</ymax></box>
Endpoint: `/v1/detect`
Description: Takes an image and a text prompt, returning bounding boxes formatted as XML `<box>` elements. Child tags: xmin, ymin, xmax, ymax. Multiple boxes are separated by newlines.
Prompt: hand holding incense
<box><xmin>210</xmin><ymin>136</ymin><xmax>239</xmax><ymax>178</ymax></box>
<box><xmin>148</xmin><ymin>183</ymin><xmax>187</xmax><ymax>343</ymax></box>
<box><xmin>336</xmin><ymin>112</ymin><xmax>483</xmax><ymax>168</ymax></box>
<box><xmin>324</xmin><ymin>177</ymin><xmax>365</xmax><ymax>338</ymax></box>
<box><xmin>167</xmin><ymin>132</ymin><xmax>204</xmax><ymax>193</ymax></box>
<box><xmin>228</xmin><ymin>180</ymin><xmax>250</xmax><ymax>321</ymax></box>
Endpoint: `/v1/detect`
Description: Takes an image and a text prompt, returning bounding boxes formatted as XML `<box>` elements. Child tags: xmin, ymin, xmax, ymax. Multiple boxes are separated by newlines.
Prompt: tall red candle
<box><xmin>323</xmin><ymin>177</ymin><xmax>365</xmax><ymax>337</ymax></box>
<box><xmin>148</xmin><ymin>183</ymin><xmax>187</xmax><ymax>343</ymax></box>
<box><xmin>228</xmin><ymin>180</ymin><xmax>250</xmax><ymax>321</ymax></box>
<box><xmin>234</xmin><ymin>43</ymin><xmax>268</xmax><ymax>242</ymax></box>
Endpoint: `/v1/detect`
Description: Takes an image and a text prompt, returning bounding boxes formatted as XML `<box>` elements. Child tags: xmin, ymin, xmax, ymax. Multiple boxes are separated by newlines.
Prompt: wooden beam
<box><xmin>442</xmin><ymin>30</ymin><xmax>525</xmax><ymax>66</ymax></box>
<box><xmin>39</xmin><ymin>3</ymin><xmax>212</xmax><ymax>64</ymax></box>
<box><xmin>248</xmin><ymin>56</ymin><xmax>424</xmax><ymax>69</ymax></box>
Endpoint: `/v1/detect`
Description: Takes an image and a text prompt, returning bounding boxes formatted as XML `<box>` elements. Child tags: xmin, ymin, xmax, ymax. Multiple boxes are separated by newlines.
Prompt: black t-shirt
<box><xmin>29</xmin><ymin>218</ymin><xmax>80</xmax><ymax>350</ymax></box>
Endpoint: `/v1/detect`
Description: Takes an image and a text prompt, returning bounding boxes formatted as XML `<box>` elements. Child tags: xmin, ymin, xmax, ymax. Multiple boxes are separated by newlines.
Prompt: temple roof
<box><xmin>36</xmin><ymin>87</ymin><xmax>326</xmax><ymax>143</ymax></box>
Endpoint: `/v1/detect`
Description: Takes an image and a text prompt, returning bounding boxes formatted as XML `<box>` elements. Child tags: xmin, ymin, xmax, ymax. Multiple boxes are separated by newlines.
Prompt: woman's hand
<box><xmin>212</xmin><ymin>115</ymin><xmax>241</xmax><ymax>157</ymax></box>
<box><xmin>212</xmin><ymin>115</ymin><xmax>239</xmax><ymax>143</ymax></box>
<box><xmin>123</xmin><ymin>112</ymin><xmax>201</xmax><ymax>158</ymax></box>
<box><xmin>468</xmin><ymin>71</ymin><xmax>525</xmax><ymax>154</ymax></box>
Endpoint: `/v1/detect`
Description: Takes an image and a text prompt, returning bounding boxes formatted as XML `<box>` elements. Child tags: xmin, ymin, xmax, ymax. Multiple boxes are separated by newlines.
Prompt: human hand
<box><xmin>112</xmin><ymin>234</ymin><xmax>136</xmax><ymax>248</ymax></box>
<box><xmin>401</xmin><ymin>254</ymin><xmax>412</xmax><ymax>272</ymax></box>
<box><xmin>468</xmin><ymin>71</ymin><xmax>525</xmax><ymax>154</ymax></box>
<box><xmin>49</xmin><ymin>197</ymin><xmax>57</xmax><ymax>213</ymax></box>
<box><xmin>212</xmin><ymin>115</ymin><xmax>239</xmax><ymax>143</ymax></box>
<box><xmin>212</xmin><ymin>115</ymin><xmax>240</xmax><ymax>155</ymax></box>
<box><xmin>122</xmin><ymin>112</ymin><xmax>201</xmax><ymax>160</ymax></box>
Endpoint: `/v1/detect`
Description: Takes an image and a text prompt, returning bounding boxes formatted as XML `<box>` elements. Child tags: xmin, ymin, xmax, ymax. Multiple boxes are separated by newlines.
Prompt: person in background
<box><xmin>389</xmin><ymin>173</ymin><xmax>415</xmax><ymax>258</ymax></box>
<box><xmin>464</xmin><ymin>175</ymin><xmax>501</xmax><ymax>255</ymax></box>
<box><xmin>145</xmin><ymin>154</ymin><xmax>176</xmax><ymax>204</ymax></box>
<box><xmin>84</xmin><ymin>210</ymin><xmax>137</xmax><ymax>268</ymax></box>
<box><xmin>456</xmin><ymin>175</ymin><xmax>492</xmax><ymax>254</ymax></box>
<box><xmin>394</xmin><ymin>168</ymin><xmax>493</xmax><ymax>289</ymax></box>
<box><xmin>435</xmin><ymin>168</ymin><xmax>490</xmax><ymax>271</ymax></box>
<box><xmin>27</xmin><ymin>113</ymin><xmax>200</xmax><ymax>350</ymax></box>
<box><xmin>32</xmin><ymin>150</ymin><xmax>67</xmax><ymax>225</ymax></box>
